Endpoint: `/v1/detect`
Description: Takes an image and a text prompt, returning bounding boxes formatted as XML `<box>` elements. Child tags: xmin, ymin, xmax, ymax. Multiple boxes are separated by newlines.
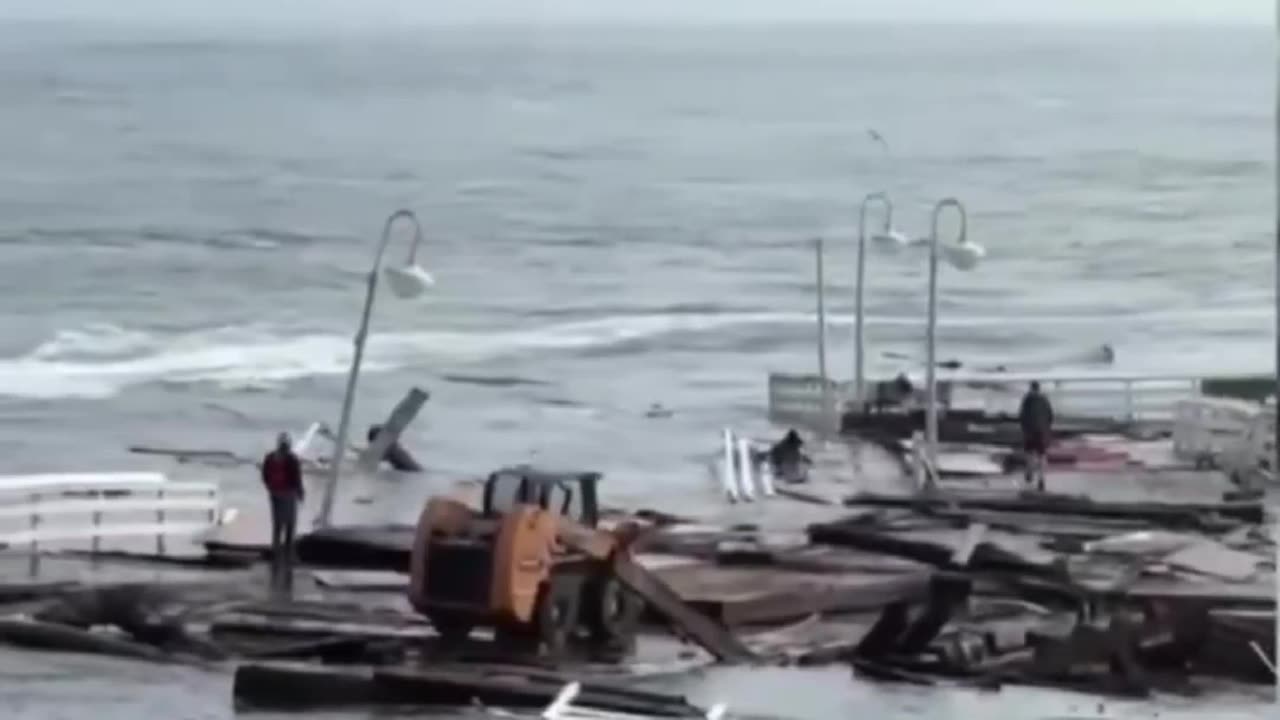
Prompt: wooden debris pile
<box><xmin>796</xmin><ymin>487</ymin><xmax>1278</xmax><ymax>698</ymax></box>
<box><xmin>0</xmin><ymin>460</ymin><xmax>1274</xmax><ymax>711</ymax></box>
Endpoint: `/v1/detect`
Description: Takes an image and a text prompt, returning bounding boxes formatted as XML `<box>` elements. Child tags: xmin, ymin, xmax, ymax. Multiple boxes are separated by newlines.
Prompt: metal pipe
<box><xmin>1274</xmin><ymin>0</ymin><xmax>1280</xmax><ymax>508</ymax></box>
<box><xmin>925</xmin><ymin>198</ymin><xmax>968</xmax><ymax>478</ymax></box>
<box><xmin>1273</xmin><ymin>0</ymin><xmax>1278</xmax><ymax>689</ymax></box>
<box><xmin>815</xmin><ymin>238</ymin><xmax>831</xmax><ymax>435</ymax></box>
<box><xmin>316</xmin><ymin>209</ymin><xmax>423</xmax><ymax>529</ymax></box>
<box><xmin>856</xmin><ymin>192</ymin><xmax>893</xmax><ymax>408</ymax></box>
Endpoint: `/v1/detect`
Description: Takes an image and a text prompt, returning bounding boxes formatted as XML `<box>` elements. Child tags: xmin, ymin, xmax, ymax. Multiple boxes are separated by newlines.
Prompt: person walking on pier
<box><xmin>261</xmin><ymin>432</ymin><xmax>304</xmax><ymax>592</ymax></box>
<box><xmin>1018</xmin><ymin>381</ymin><xmax>1054</xmax><ymax>491</ymax></box>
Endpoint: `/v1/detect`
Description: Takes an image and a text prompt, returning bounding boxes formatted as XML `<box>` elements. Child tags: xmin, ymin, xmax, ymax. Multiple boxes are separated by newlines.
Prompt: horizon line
<box><xmin>0</xmin><ymin>15</ymin><xmax>1269</xmax><ymax>31</ymax></box>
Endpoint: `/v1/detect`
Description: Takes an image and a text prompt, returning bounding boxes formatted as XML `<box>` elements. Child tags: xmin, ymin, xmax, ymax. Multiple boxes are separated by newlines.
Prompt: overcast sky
<box><xmin>1</xmin><ymin>0</ymin><xmax>1271</xmax><ymax>27</ymax></box>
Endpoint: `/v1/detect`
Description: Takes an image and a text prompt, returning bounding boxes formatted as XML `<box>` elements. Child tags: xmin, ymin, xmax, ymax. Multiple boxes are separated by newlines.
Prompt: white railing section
<box><xmin>768</xmin><ymin>370</ymin><xmax>1272</xmax><ymax>430</ymax></box>
<box><xmin>717</xmin><ymin>429</ymin><xmax>776</xmax><ymax>503</ymax></box>
<box><xmin>1171</xmin><ymin>398</ymin><xmax>1278</xmax><ymax>482</ymax></box>
<box><xmin>0</xmin><ymin>472</ymin><xmax>225</xmax><ymax>573</ymax></box>
<box><xmin>541</xmin><ymin>682</ymin><xmax>728</xmax><ymax>720</ymax></box>
<box><xmin>1172</xmin><ymin>398</ymin><xmax>1262</xmax><ymax>469</ymax></box>
<box><xmin>767</xmin><ymin>374</ymin><xmax>855</xmax><ymax>428</ymax></box>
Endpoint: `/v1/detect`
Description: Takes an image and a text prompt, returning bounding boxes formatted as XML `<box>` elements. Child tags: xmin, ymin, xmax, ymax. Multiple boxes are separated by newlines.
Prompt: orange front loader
<box><xmin>408</xmin><ymin>467</ymin><xmax>644</xmax><ymax>658</ymax></box>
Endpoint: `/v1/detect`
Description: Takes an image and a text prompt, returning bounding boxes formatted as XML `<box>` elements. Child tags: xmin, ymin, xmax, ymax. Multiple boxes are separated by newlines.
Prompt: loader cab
<box><xmin>482</xmin><ymin>466</ymin><xmax>601</xmax><ymax>527</ymax></box>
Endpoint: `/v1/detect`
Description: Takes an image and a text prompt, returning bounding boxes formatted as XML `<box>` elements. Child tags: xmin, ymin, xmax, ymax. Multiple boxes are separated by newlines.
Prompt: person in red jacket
<box><xmin>261</xmin><ymin>432</ymin><xmax>304</xmax><ymax>591</ymax></box>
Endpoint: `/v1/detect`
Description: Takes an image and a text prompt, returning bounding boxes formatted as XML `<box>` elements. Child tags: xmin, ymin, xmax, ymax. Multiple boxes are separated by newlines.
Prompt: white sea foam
<box><xmin>0</xmin><ymin>306</ymin><xmax>1268</xmax><ymax>399</ymax></box>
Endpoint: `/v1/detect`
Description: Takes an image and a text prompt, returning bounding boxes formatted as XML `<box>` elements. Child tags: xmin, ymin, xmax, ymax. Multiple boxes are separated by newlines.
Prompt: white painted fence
<box><xmin>768</xmin><ymin>370</ymin><xmax>1270</xmax><ymax>430</ymax></box>
<box><xmin>0</xmin><ymin>472</ymin><xmax>225</xmax><ymax>572</ymax></box>
<box><xmin>716</xmin><ymin>429</ymin><xmax>776</xmax><ymax>503</ymax></box>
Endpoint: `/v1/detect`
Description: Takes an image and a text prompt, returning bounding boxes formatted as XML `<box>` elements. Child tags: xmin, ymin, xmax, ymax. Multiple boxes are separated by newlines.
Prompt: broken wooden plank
<box><xmin>609</xmin><ymin>552</ymin><xmax>756</xmax><ymax>664</ymax></box>
<box><xmin>233</xmin><ymin>663</ymin><xmax>382</xmax><ymax>710</ymax></box>
<box><xmin>952</xmin><ymin>523</ymin><xmax>987</xmax><ymax>567</ymax></box>
<box><xmin>312</xmin><ymin>570</ymin><xmax>408</xmax><ymax>591</ymax></box>
<box><xmin>233</xmin><ymin>662</ymin><xmax>706</xmax><ymax>715</ymax></box>
<box><xmin>375</xmin><ymin>667</ymin><xmax>699</xmax><ymax>717</ymax></box>
<box><xmin>807</xmin><ymin>521</ymin><xmax>1059</xmax><ymax>578</ymax></box>
<box><xmin>661</xmin><ymin>566</ymin><xmax>932</xmax><ymax>627</ymax></box>
<box><xmin>1162</xmin><ymin>541</ymin><xmax>1261</xmax><ymax>582</ymax></box>
<box><xmin>128</xmin><ymin>446</ymin><xmax>243</xmax><ymax>462</ymax></box>
<box><xmin>1196</xmin><ymin>608</ymin><xmax>1278</xmax><ymax>683</ymax></box>
<box><xmin>774</xmin><ymin>486</ymin><xmax>841</xmax><ymax>506</ymax></box>
<box><xmin>0</xmin><ymin>617</ymin><xmax>170</xmax><ymax>662</ymax></box>
<box><xmin>895</xmin><ymin>575</ymin><xmax>973</xmax><ymax>655</ymax></box>
<box><xmin>294</xmin><ymin>525</ymin><xmax>416</xmax><ymax>570</ymax></box>
<box><xmin>844</xmin><ymin>491</ymin><xmax>1264</xmax><ymax>527</ymax></box>
<box><xmin>1027</xmin><ymin>615</ymin><xmax>1153</xmax><ymax>699</ymax></box>
<box><xmin>211</xmin><ymin>615</ymin><xmax>429</xmax><ymax>645</ymax></box>
<box><xmin>0</xmin><ymin>580</ymin><xmax>80</xmax><ymax>606</ymax></box>
<box><xmin>356</xmin><ymin>387</ymin><xmax>429</xmax><ymax>473</ymax></box>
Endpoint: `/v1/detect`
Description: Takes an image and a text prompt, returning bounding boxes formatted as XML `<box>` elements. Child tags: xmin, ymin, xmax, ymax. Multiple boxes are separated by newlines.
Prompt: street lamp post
<box><xmin>923</xmin><ymin>198</ymin><xmax>984</xmax><ymax>480</ymax></box>
<box><xmin>815</xmin><ymin>237</ymin><xmax>832</xmax><ymax>435</ymax></box>
<box><xmin>856</xmin><ymin>192</ymin><xmax>910</xmax><ymax>408</ymax></box>
<box><xmin>316</xmin><ymin>209</ymin><xmax>435</xmax><ymax>528</ymax></box>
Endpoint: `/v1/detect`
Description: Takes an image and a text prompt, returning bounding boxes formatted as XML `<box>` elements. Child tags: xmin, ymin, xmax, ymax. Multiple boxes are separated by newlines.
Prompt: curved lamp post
<box><xmin>316</xmin><ymin>209</ymin><xmax>435</xmax><ymax>528</ymax></box>
<box><xmin>923</xmin><ymin>197</ymin><xmax>984</xmax><ymax>479</ymax></box>
<box><xmin>855</xmin><ymin>192</ymin><xmax>909</xmax><ymax>407</ymax></box>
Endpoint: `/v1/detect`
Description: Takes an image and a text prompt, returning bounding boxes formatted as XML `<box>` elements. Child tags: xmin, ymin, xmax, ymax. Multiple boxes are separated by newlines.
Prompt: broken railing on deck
<box><xmin>767</xmin><ymin>370</ymin><xmax>1273</xmax><ymax>430</ymax></box>
<box><xmin>0</xmin><ymin>472</ymin><xmax>225</xmax><ymax>574</ymax></box>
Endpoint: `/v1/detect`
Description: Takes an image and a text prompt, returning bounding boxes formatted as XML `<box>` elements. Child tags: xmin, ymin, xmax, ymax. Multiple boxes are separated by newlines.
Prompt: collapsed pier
<box><xmin>0</xmin><ymin>387</ymin><xmax>1276</xmax><ymax>716</ymax></box>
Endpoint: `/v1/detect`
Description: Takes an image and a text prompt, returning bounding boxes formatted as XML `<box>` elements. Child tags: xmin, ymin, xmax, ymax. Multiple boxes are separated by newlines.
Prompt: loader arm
<box><xmin>554</xmin><ymin>519</ymin><xmax>643</xmax><ymax>560</ymax></box>
<box><xmin>555</xmin><ymin>519</ymin><xmax>756</xmax><ymax>665</ymax></box>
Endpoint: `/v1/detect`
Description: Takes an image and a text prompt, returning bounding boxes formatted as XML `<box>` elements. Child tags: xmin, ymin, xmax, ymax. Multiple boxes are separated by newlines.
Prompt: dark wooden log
<box><xmin>1193</xmin><ymin>608</ymin><xmax>1277</xmax><ymax>683</ymax></box>
<box><xmin>854</xmin><ymin>602</ymin><xmax>910</xmax><ymax>659</ymax></box>
<box><xmin>806</xmin><ymin>522</ymin><xmax>1060</xmax><ymax>579</ymax></box>
<box><xmin>0</xmin><ymin>581</ymin><xmax>79</xmax><ymax>606</ymax></box>
<box><xmin>233</xmin><ymin>662</ymin><xmax>705</xmax><ymax>716</ymax></box>
<box><xmin>896</xmin><ymin>576</ymin><xmax>973</xmax><ymax>655</ymax></box>
<box><xmin>295</xmin><ymin>525</ymin><xmax>415</xmax><ymax>570</ymax></box>
<box><xmin>0</xmin><ymin>617</ymin><xmax>169</xmax><ymax>662</ymax></box>
<box><xmin>233</xmin><ymin>664</ymin><xmax>381</xmax><ymax>710</ymax></box>
<box><xmin>377</xmin><ymin>668</ymin><xmax>697</xmax><ymax>717</ymax></box>
<box><xmin>842</xmin><ymin>492</ymin><xmax>1263</xmax><ymax>527</ymax></box>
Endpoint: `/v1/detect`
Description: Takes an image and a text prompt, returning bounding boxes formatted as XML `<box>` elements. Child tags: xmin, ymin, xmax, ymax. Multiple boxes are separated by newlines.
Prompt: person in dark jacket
<box><xmin>261</xmin><ymin>432</ymin><xmax>304</xmax><ymax>591</ymax></box>
<box><xmin>768</xmin><ymin>429</ymin><xmax>813</xmax><ymax>484</ymax></box>
<box><xmin>1018</xmin><ymin>381</ymin><xmax>1054</xmax><ymax>491</ymax></box>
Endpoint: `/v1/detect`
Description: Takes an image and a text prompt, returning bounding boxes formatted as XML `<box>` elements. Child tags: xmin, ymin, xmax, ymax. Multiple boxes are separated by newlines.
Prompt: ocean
<box><xmin>0</xmin><ymin>18</ymin><xmax>1273</xmax><ymax>719</ymax></box>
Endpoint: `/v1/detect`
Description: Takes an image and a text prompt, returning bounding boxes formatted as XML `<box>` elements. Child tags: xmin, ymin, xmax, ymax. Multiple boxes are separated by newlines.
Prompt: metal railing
<box><xmin>716</xmin><ymin>429</ymin><xmax>776</xmax><ymax>503</ymax></box>
<box><xmin>0</xmin><ymin>472</ymin><xmax>224</xmax><ymax>574</ymax></box>
<box><xmin>768</xmin><ymin>370</ymin><xmax>1273</xmax><ymax>431</ymax></box>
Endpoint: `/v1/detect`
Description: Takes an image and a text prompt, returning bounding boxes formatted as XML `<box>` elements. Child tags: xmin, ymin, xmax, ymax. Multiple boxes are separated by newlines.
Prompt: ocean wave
<box><xmin>442</xmin><ymin>373</ymin><xmax>548</xmax><ymax>388</ymax></box>
<box><xmin>29</xmin><ymin>324</ymin><xmax>157</xmax><ymax>361</ymax></box>
<box><xmin>0</xmin><ymin>306</ymin><xmax>1268</xmax><ymax>400</ymax></box>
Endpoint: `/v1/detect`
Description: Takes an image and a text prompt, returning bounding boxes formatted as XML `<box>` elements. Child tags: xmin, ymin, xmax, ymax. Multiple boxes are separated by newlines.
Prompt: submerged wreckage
<box><xmin>0</xmin><ymin>380</ymin><xmax>1276</xmax><ymax>717</ymax></box>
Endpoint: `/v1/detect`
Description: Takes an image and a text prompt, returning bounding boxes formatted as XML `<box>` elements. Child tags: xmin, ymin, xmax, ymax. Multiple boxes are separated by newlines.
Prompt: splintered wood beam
<box><xmin>357</xmin><ymin>387</ymin><xmax>430</xmax><ymax>473</ymax></box>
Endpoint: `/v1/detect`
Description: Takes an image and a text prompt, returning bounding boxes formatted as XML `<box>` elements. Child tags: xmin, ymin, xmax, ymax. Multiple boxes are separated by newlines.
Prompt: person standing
<box><xmin>1018</xmin><ymin>381</ymin><xmax>1054</xmax><ymax>491</ymax></box>
<box><xmin>261</xmin><ymin>432</ymin><xmax>304</xmax><ymax>592</ymax></box>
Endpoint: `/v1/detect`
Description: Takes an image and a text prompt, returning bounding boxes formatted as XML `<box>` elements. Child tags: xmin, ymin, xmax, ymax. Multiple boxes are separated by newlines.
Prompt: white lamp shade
<box><xmin>384</xmin><ymin>263</ymin><xmax>435</xmax><ymax>299</ymax></box>
<box><xmin>871</xmin><ymin>229</ymin><xmax>910</xmax><ymax>250</ymax></box>
<box><xmin>943</xmin><ymin>241</ymin><xmax>985</xmax><ymax>271</ymax></box>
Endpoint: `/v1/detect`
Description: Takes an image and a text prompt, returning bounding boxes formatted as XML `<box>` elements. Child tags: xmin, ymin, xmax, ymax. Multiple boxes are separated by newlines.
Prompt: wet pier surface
<box><xmin>0</xmin><ymin>434</ymin><xmax>1275</xmax><ymax>719</ymax></box>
